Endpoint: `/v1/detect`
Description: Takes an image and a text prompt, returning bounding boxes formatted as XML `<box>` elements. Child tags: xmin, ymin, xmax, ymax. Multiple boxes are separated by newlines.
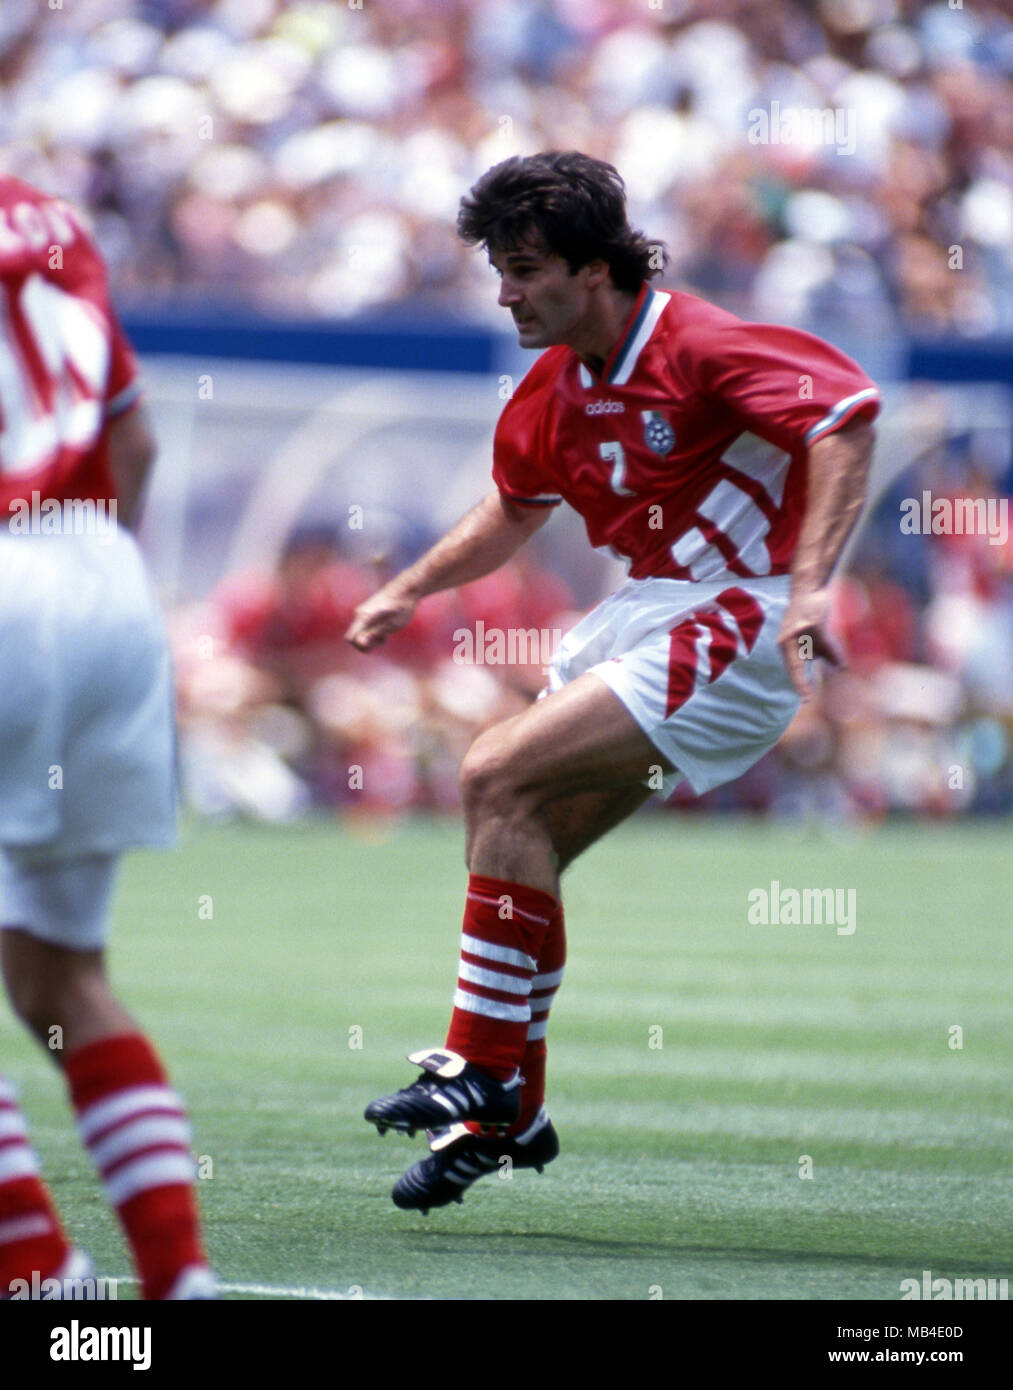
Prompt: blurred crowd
<box><xmin>1</xmin><ymin>0</ymin><xmax>1011</xmax><ymax>336</ymax></box>
<box><xmin>169</xmin><ymin>443</ymin><xmax>1013</xmax><ymax>825</ymax></box>
<box><xmin>3</xmin><ymin>0</ymin><xmax>1010</xmax><ymax>821</ymax></box>
<box><xmin>171</xmin><ymin>526</ymin><xmax>577</xmax><ymax>821</ymax></box>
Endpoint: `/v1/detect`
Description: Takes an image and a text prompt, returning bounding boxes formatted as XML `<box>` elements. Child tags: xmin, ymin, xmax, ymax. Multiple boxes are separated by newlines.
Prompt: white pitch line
<box><xmin>218</xmin><ymin>1281</ymin><xmax>392</xmax><ymax>1301</ymax></box>
<box><xmin>113</xmin><ymin>1275</ymin><xmax>393</xmax><ymax>1301</ymax></box>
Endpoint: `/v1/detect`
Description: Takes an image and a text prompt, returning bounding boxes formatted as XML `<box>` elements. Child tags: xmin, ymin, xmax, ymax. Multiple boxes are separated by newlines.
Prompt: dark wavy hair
<box><xmin>457</xmin><ymin>151</ymin><xmax>668</xmax><ymax>292</ymax></box>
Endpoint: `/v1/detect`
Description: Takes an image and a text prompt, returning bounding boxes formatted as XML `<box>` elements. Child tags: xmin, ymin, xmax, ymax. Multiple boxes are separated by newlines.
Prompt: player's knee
<box><xmin>459</xmin><ymin>731</ymin><xmax>523</xmax><ymax>820</ymax></box>
<box><xmin>459</xmin><ymin>736</ymin><xmax>500</xmax><ymax>815</ymax></box>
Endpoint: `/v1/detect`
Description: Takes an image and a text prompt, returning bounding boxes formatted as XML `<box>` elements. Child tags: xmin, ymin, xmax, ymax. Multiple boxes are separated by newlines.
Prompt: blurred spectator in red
<box><xmin>218</xmin><ymin>525</ymin><xmax>372</xmax><ymax>697</ymax></box>
<box><xmin>832</xmin><ymin>560</ymin><xmax>919</xmax><ymax>676</ymax></box>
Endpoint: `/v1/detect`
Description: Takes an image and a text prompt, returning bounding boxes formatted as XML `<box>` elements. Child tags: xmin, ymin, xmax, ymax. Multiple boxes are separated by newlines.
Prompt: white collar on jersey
<box><xmin>578</xmin><ymin>286</ymin><xmax>671</xmax><ymax>390</ymax></box>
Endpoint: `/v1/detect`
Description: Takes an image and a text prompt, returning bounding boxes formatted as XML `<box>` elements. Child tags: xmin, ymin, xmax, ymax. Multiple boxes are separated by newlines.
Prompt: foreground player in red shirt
<box><xmin>347</xmin><ymin>152</ymin><xmax>878</xmax><ymax>1212</ymax></box>
<box><xmin>0</xmin><ymin>177</ymin><xmax>214</xmax><ymax>1298</ymax></box>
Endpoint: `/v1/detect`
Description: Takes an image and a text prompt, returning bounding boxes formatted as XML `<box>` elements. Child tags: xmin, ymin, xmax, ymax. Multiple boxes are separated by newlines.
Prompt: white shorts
<box><xmin>547</xmin><ymin>574</ymin><xmax>802</xmax><ymax>797</ymax></box>
<box><xmin>0</xmin><ymin>855</ymin><xmax>119</xmax><ymax>951</ymax></box>
<box><xmin>0</xmin><ymin>529</ymin><xmax>176</xmax><ymax>884</ymax></box>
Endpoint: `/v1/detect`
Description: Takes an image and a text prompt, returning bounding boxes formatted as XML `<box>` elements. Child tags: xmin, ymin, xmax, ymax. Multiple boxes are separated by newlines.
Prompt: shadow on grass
<box><xmin>403</xmin><ymin>1229</ymin><xmax>1009</xmax><ymax>1280</ymax></box>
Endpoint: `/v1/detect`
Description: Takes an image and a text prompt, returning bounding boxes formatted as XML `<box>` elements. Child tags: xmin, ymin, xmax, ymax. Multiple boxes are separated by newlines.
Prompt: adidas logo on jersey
<box><xmin>585</xmin><ymin>400</ymin><xmax>625</xmax><ymax>415</ymax></box>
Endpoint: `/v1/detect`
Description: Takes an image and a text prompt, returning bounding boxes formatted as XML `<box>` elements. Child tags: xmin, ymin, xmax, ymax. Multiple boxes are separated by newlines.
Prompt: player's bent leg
<box><xmin>384</xmin><ymin>917</ymin><xmax>569</xmax><ymax>1210</ymax></box>
<box><xmin>386</xmin><ymin>892</ymin><xmax>570</xmax><ymax>1211</ymax></box>
<box><xmin>541</xmin><ymin>783</ymin><xmax>655</xmax><ymax>875</ymax></box>
<box><xmin>376</xmin><ymin>784</ymin><xmax>652</xmax><ymax>1210</ymax></box>
<box><xmin>494</xmin><ymin>790</ymin><xmax>651</xmax><ymax>1155</ymax></box>
<box><xmin>460</xmin><ymin>671</ymin><xmax>668</xmax><ymax>894</ymax></box>
<box><xmin>365</xmin><ymin>679</ymin><xmax>664</xmax><ymax>1152</ymax></box>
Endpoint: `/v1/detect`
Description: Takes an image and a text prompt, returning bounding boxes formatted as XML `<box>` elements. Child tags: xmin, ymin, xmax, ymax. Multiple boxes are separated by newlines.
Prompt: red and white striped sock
<box><xmin>65</xmin><ymin>1034</ymin><xmax>207</xmax><ymax>1301</ymax></box>
<box><xmin>445</xmin><ymin>874</ymin><xmax>557</xmax><ymax>1079</ymax></box>
<box><xmin>516</xmin><ymin>901</ymin><xmax>566</xmax><ymax>1131</ymax></box>
<box><xmin>0</xmin><ymin>1075</ymin><xmax>71</xmax><ymax>1295</ymax></box>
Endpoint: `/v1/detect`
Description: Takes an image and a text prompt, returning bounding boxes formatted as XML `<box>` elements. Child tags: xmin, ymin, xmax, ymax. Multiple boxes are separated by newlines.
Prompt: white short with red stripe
<box><xmin>547</xmin><ymin>574</ymin><xmax>801</xmax><ymax>797</ymax></box>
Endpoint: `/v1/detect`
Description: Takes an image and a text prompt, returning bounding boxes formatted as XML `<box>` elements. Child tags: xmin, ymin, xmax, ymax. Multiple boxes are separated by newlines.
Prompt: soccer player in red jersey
<box><xmin>347</xmin><ymin>152</ymin><xmax>879</xmax><ymax>1212</ymax></box>
<box><xmin>0</xmin><ymin>177</ymin><xmax>215</xmax><ymax>1298</ymax></box>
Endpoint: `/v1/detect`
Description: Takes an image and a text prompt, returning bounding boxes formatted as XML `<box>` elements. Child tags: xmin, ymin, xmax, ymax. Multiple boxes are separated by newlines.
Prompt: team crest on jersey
<box><xmin>642</xmin><ymin>410</ymin><xmax>675</xmax><ymax>456</ymax></box>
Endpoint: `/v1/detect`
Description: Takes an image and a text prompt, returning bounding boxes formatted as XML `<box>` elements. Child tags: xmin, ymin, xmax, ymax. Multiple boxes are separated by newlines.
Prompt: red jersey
<box><xmin>0</xmin><ymin>177</ymin><xmax>140</xmax><ymax>512</ymax></box>
<box><xmin>493</xmin><ymin>283</ymin><xmax>880</xmax><ymax>582</ymax></box>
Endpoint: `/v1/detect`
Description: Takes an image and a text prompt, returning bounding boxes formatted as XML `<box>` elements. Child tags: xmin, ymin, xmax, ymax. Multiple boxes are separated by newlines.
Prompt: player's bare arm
<box><xmin>777</xmin><ymin>418</ymin><xmax>876</xmax><ymax>699</ymax></box>
<box><xmin>107</xmin><ymin>404</ymin><xmax>157</xmax><ymax>530</ymax></box>
<box><xmin>345</xmin><ymin>490</ymin><xmax>550</xmax><ymax>651</ymax></box>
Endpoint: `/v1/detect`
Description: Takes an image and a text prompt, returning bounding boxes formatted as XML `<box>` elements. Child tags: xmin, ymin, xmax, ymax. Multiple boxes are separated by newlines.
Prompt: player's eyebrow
<box><xmin>490</xmin><ymin>248</ymin><xmax>543</xmax><ymax>271</ymax></box>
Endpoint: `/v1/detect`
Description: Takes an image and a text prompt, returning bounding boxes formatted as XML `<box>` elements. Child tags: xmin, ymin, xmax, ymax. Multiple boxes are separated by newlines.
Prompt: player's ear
<box><xmin>582</xmin><ymin>259</ymin><xmax>611</xmax><ymax>292</ymax></box>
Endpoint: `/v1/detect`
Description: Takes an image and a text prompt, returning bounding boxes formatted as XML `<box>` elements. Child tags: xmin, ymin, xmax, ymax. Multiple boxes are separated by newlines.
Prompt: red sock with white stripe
<box><xmin>0</xmin><ymin>1075</ymin><xmax>70</xmax><ymax>1295</ymax></box>
<box><xmin>445</xmin><ymin>874</ymin><xmax>557</xmax><ymax>1079</ymax></box>
<box><xmin>516</xmin><ymin>901</ymin><xmax>566</xmax><ymax>1131</ymax></box>
<box><xmin>65</xmin><ymin>1034</ymin><xmax>207</xmax><ymax>1301</ymax></box>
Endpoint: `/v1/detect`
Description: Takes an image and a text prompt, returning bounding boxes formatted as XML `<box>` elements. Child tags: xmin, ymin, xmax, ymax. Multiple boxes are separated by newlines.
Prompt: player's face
<box><xmin>490</xmin><ymin>242</ymin><xmax>594</xmax><ymax>349</ymax></box>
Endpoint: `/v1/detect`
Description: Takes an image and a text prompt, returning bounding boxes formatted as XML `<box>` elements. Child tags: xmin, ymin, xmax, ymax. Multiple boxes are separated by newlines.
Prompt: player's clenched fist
<box><xmin>345</xmin><ymin>582</ymin><xmax>417</xmax><ymax>652</ymax></box>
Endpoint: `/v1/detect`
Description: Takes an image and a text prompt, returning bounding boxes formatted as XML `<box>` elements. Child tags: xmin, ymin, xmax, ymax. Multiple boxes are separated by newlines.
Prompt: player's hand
<box><xmin>345</xmin><ymin>582</ymin><xmax>417</xmax><ymax>652</ymax></box>
<box><xmin>776</xmin><ymin>586</ymin><xmax>843</xmax><ymax>700</ymax></box>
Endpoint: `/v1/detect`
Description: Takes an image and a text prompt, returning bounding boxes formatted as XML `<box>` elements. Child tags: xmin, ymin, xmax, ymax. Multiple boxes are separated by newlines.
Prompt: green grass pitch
<box><xmin>2</xmin><ymin>813</ymin><xmax>1010</xmax><ymax>1301</ymax></box>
